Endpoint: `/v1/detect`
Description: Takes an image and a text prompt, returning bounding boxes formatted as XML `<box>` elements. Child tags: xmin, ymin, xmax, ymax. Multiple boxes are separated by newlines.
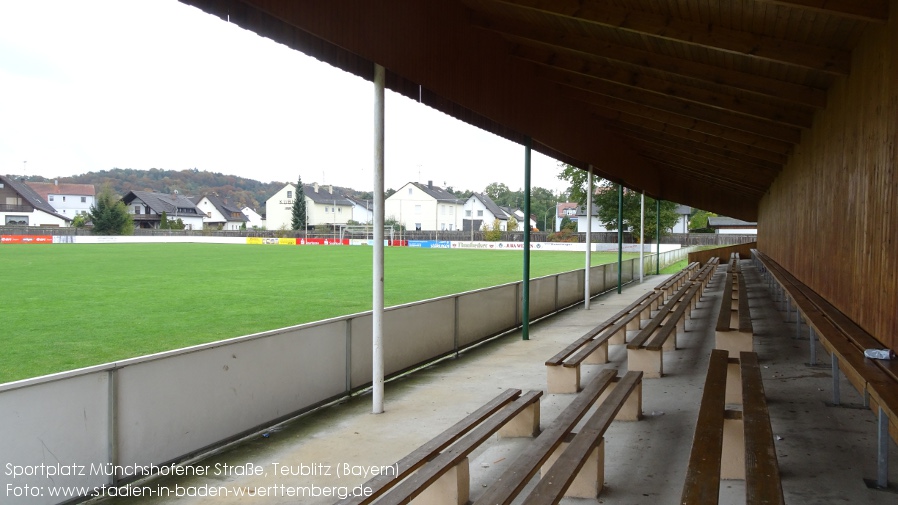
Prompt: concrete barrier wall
<box><xmin>0</xmin><ymin>249</ymin><xmax>694</xmax><ymax>505</ymax></box>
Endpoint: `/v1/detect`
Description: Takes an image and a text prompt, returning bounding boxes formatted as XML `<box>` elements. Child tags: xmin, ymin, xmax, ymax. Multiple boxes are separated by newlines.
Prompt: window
<box><xmin>441</xmin><ymin>205</ymin><xmax>446</xmax><ymax>215</ymax></box>
<box><xmin>408</xmin><ymin>188</ymin><xmax>413</xmax><ymax>195</ymax></box>
<box><xmin>81</xmin><ymin>197</ymin><xmax>86</xmax><ymax>203</ymax></box>
<box><xmin>134</xmin><ymin>206</ymin><xmax>141</xmax><ymax>214</ymax></box>
<box><xmin>5</xmin><ymin>216</ymin><xmax>28</xmax><ymax>225</ymax></box>
<box><xmin>325</xmin><ymin>206</ymin><xmax>329</xmax><ymax>213</ymax></box>
<box><xmin>477</xmin><ymin>210</ymin><xmax>484</xmax><ymax>217</ymax></box>
<box><xmin>62</xmin><ymin>196</ymin><xmax>66</xmax><ymax>202</ymax></box>
<box><xmin>287</xmin><ymin>191</ymin><xmax>293</xmax><ymax>199</ymax></box>
<box><xmin>414</xmin><ymin>204</ymin><xmax>422</xmax><ymax>214</ymax></box>
<box><xmin>207</xmin><ymin>212</ymin><xmax>212</xmax><ymax>218</ymax></box>
<box><xmin>465</xmin><ymin>210</ymin><xmax>471</xmax><ymax>217</ymax></box>
<box><xmin>441</xmin><ymin>223</ymin><xmax>446</xmax><ymax>231</ymax></box>
<box><xmin>338</xmin><ymin>208</ymin><xmax>342</xmax><ymax>213</ymax></box>
<box><xmin>415</xmin><ymin>223</ymin><xmax>422</xmax><ymax>231</ymax></box>
<box><xmin>49</xmin><ymin>195</ymin><xmax>54</xmax><ymax>201</ymax></box>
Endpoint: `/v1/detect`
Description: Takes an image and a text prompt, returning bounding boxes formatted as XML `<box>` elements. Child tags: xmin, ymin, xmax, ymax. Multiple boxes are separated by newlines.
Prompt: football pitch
<box><xmin>1</xmin><ymin>244</ymin><xmax>640</xmax><ymax>383</ymax></box>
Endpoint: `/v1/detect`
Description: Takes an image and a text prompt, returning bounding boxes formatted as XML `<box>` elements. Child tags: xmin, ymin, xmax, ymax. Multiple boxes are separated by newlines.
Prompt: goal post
<box><xmin>340</xmin><ymin>225</ymin><xmax>395</xmax><ymax>243</ymax></box>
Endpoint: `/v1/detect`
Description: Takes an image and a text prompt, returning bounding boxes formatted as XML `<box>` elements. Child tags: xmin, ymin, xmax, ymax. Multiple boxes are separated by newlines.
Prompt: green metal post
<box><xmin>656</xmin><ymin>198</ymin><xmax>661</xmax><ymax>274</ymax></box>
<box><xmin>617</xmin><ymin>183</ymin><xmax>623</xmax><ymax>294</ymax></box>
<box><xmin>522</xmin><ymin>137</ymin><xmax>531</xmax><ymax>340</ymax></box>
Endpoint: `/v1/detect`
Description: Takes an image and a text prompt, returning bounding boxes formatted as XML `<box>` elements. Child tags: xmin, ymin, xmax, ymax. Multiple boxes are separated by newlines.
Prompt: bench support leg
<box><xmin>609</xmin><ymin>326</ymin><xmax>626</xmax><ymax>346</ymax></box>
<box><xmin>663</xmin><ymin>328</ymin><xmax>678</xmax><ymax>352</ymax></box>
<box><xmin>795</xmin><ymin>313</ymin><xmax>802</xmax><ymax>339</ymax></box>
<box><xmin>716</xmin><ymin>331</ymin><xmax>753</xmax><ymax>357</ymax></box>
<box><xmin>547</xmin><ymin>365</ymin><xmax>580</xmax><ymax>394</ymax></box>
<box><xmin>628</xmin><ymin>348</ymin><xmax>662</xmax><ymax>379</ymax></box>
<box><xmin>721</xmin><ymin>412</ymin><xmax>745</xmax><ymax>480</ymax></box>
<box><xmin>598</xmin><ymin>380</ymin><xmax>643</xmax><ymax>421</ymax></box>
<box><xmin>832</xmin><ymin>354</ymin><xmax>841</xmax><ymax>406</ymax></box>
<box><xmin>583</xmin><ymin>340</ymin><xmax>609</xmax><ymax>365</ymax></box>
<box><xmin>809</xmin><ymin>327</ymin><xmax>817</xmax><ymax>365</ymax></box>
<box><xmin>726</xmin><ymin>359</ymin><xmax>742</xmax><ymax>405</ymax></box>
<box><xmin>498</xmin><ymin>401</ymin><xmax>540</xmax><ymax>438</ymax></box>
<box><xmin>877</xmin><ymin>407</ymin><xmax>890</xmax><ymax>489</ymax></box>
<box><xmin>542</xmin><ymin>438</ymin><xmax>605</xmax><ymax>498</ymax></box>
<box><xmin>412</xmin><ymin>457</ymin><xmax>469</xmax><ymax>505</ymax></box>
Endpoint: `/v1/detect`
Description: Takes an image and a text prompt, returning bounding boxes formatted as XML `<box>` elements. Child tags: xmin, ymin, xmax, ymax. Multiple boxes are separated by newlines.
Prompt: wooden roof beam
<box><xmin>635</xmin><ymin>146</ymin><xmax>776</xmax><ymax>188</ymax></box>
<box><xmin>752</xmin><ymin>0</ymin><xmax>889</xmax><ymax>23</ymax></box>
<box><xmin>609</xmin><ymin>122</ymin><xmax>789</xmax><ymax>166</ymax></box>
<box><xmin>474</xmin><ymin>20</ymin><xmax>828</xmax><ymax>108</ymax></box>
<box><xmin>645</xmin><ymin>157</ymin><xmax>769</xmax><ymax>197</ymax></box>
<box><xmin>581</xmin><ymin>97</ymin><xmax>794</xmax><ymax>157</ymax></box>
<box><xmin>621</xmin><ymin>131</ymin><xmax>783</xmax><ymax>173</ymax></box>
<box><xmin>557</xmin><ymin>80</ymin><xmax>804</xmax><ymax>143</ymax></box>
<box><xmin>515</xmin><ymin>46</ymin><xmax>814</xmax><ymax>128</ymax></box>
<box><xmin>486</xmin><ymin>0</ymin><xmax>851</xmax><ymax>74</ymax></box>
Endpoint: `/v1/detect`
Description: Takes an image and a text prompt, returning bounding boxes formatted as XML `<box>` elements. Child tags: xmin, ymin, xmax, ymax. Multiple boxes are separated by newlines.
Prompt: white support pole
<box><xmin>640</xmin><ymin>191</ymin><xmax>645</xmax><ymax>282</ymax></box>
<box><xmin>372</xmin><ymin>64</ymin><xmax>385</xmax><ymax>414</ymax></box>
<box><xmin>584</xmin><ymin>166</ymin><xmax>593</xmax><ymax>309</ymax></box>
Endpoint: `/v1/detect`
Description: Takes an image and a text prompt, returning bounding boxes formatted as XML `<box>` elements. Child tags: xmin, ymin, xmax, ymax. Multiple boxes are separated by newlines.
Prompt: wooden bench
<box><xmin>545</xmin><ymin>291</ymin><xmax>661</xmax><ymax>393</ymax></box>
<box><xmin>336</xmin><ymin>388</ymin><xmax>542</xmax><ymax>505</ymax></box>
<box><xmin>627</xmin><ymin>280</ymin><xmax>703</xmax><ymax>378</ymax></box>
<box><xmin>715</xmin><ymin>255</ymin><xmax>753</xmax><ymax>357</ymax></box>
<box><xmin>681</xmin><ymin>350</ymin><xmax>784</xmax><ymax>505</ymax></box>
<box><xmin>655</xmin><ymin>261</ymin><xmax>700</xmax><ymax>302</ymax></box>
<box><xmin>753</xmin><ymin>249</ymin><xmax>898</xmax><ymax>489</ymax></box>
<box><xmin>473</xmin><ymin>370</ymin><xmax>644</xmax><ymax>505</ymax></box>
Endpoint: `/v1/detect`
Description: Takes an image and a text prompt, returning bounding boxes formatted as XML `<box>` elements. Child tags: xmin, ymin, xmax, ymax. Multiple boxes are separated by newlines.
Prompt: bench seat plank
<box><xmin>376</xmin><ymin>390</ymin><xmax>543</xmax><ymax>505</ymax></box>
<box><xmin>472</xmin><ymin>370</ymin><xmax>618</xmax><ymax>505</ymax></box>
<box><xmin>681</xmin><ymin>349</ymin><xmax>730</xmax><ymax>505</ymax></box>
<box><xmin>740</xmin><ymin>352</ymin><xmax>785</xmax><ymax>505</ymax></box>
<box><xmin>716</xmin><ymin>272</ymin><xmax>734</xmax><ymax>332</ymax></box>
<box><xmin>628</xmin><ymin>283</ymin><xmax>690</xmax><ymax>350</ymax></box>
<box><xmin>646</xmin><ymin>283</ymin><xmax>702</xmax><ymax>351</ymax></box>
<box><xmin>546</xmin><ymin>292</ymin><xmax>659</xmax><ymax>367</ymax></box>
<box><xmin>335</xmin><ymin>388</ymin><xmax>522</xmax><ymax>505</ymax></box>
<box><xmin>520</xmin><ymin>371</ymin><xmax>644</xmax><ymax>505</ymax></box>
<box><xmin>737</xmin><ymin>272</ymin><xmax>753</xmax><ymax>334</ymax></box>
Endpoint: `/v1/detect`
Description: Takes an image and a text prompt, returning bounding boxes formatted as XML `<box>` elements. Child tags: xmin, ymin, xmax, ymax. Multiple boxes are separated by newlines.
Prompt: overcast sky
<box><xmin>0</xmin><ymin>0</ymin><xmax>569</xmax><ymax>195</ymax></box>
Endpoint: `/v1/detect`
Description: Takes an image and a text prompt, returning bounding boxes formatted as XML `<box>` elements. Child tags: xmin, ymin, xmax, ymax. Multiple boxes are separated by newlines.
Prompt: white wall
<box><xmin>1</xmin><ymin>209</ymin><xmax>68</xmax><ymax>227</ymax></box>
<box><xmin>264</xmin><ymin>184</ymin><xmax>296</xmax><ymax>230</ymax></box>
<box><xmin>47</xmin><ymin>194</ymin><xmax>93</xmax><ymax>217</ymax></box>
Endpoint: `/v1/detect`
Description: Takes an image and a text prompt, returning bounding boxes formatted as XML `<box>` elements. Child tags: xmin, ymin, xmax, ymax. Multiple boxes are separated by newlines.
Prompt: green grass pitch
<box><xmin>1</xmin><ymin>244</ymin><xmax>642</xmax><ymax>383</ymax></box>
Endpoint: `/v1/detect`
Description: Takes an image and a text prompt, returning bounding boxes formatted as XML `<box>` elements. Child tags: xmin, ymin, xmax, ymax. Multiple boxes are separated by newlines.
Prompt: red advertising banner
<box><xmin>0</xmin><ymin>235</ymin><xmax>54</xmax><ymax>244</ymax></box>
<box><xmin>297</xmin><ymin>238</ymin><xmax>350</xmax><ymax>245</ymax></box>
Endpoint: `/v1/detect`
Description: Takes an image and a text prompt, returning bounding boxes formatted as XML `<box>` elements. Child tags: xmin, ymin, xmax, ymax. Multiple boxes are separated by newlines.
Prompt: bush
<box><xmin>547</xmin><ymin>228</ymin><xmax>578</xmax><ymax>243</ymax></box>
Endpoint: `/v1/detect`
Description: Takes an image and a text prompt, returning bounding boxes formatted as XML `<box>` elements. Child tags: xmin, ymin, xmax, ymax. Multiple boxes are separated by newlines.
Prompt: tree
<box><xmin>558</xmin><ymin>163</ymin><xmax>679</xmax><ymax>242</ymax></box>
<box><xmin>88</xmin><ymin>185</ymin><xmax>133</xmax><ymax>235</ymax></box>
<box><xmin>291</xmin><ymin>177</ymin><xmax>306</xmax><ymax>230</ymax></box>
<box><xmin>482</xmin><ymin>218</ymin><xmax>503</xmax><ymax>241</ymax></box>
<box><xmin>507</xmin><ymin>216</ymin><xmax>519</xmax><ymax>232</ymax></box>
<box><xmin>689</xmin><ymin>209</ymin><xmax>717</xmax><ymax>233</ymax></box>
<box><xmin>159</xmin><ymin>211</ymin><xmax>169</xmax><ymax>229</ymax></box>
<box><xmin>71</xmin><ymin>214</ymin><xmax>86</xmax><ymax>228</ymax></box>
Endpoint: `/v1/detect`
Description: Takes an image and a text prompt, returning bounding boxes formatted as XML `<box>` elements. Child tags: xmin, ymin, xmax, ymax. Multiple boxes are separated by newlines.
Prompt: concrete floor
<box><xmin>92</xmin><ymin>260</ymin><xmax>898</xmax><ymax>505</ymax></box>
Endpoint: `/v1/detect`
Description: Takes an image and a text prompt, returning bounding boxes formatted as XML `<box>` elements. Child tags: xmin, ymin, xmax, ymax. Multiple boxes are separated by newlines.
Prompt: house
<box><xmin>555</xmin><ymin>202</ymin><xmax>579</xmax><ymax>230</ymax></box>
<box><xmin>708</xmin><ymin>217</ymin><xmax>758</xmax><ymax>235</ymax></box>
<box><xmin>191</xmin><ymin>195</ymin><xmax>249</xmax><ymax>230</ymax></box>
<box><xmin>501</xmin><ymin>206</ymin><xmax>537</xmax><ymax>231</ymax></box>
<box><xmin>264</xmin><ymin>183</ymin><xmax>354</xmax><ymax>231</ymax></box>
<box><xmin>463</xmin><ymin>193</ymin><xmax>512</xmax><ymax>231</ymax></box>
<box><xmin>0</xmin><ymin>175</ymin><xmax>71</xmax><ymax>227</ymax></box>
<box><xmin>121</xmin><ymin>190</ymin><xmax>205</xmax><ymax>230</ymax></box>
<box><xmin>241</xmin><ymin>207</ymin><xmax>265</xmax><ymax>228</ymax></box>
<box><xmin>673</xmin><ymin>205</ymin><xmax>692</xmax><ymax>234</ymax></box>
<box><xmin>346</xmin><ymin>196</ymin><xmax>373</xmax><ymax>224</ymax></box>
<box><xmin>574</xmin><ymin>205</ymin><xmax>614</xmax><ymax>233</ymax></box>
<box><xmin>25</xmin><ymin>181</ymin><xmax>95</xmax><ymax>218</ymax></box>
<box><xmin>385</xmin><ymin>181</ymin><xmax>464</xmax><ymax>231</ymax></box>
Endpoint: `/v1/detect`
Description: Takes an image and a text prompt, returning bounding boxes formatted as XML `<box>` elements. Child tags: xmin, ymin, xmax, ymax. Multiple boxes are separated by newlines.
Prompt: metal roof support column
<box><xmin>617</xmin><ymin>183</ymin><xmax>623</xmax><ymax>294</ymax></box>
<box><xmin>522</xmin><ymin>137</ymin><xmax>532</xmax><ymax>340</ymax></box>
<box><xmin>656</xmin><ymin>199</ymin><xmax>661</xmax><ymax>275</ymax></box>
<box><xmin>584</xmin><ymin>165</ymin><xmax>593</xmax><ymax>309</ymax></box>
<box><xmin>372</xmin><ymin>63</ymin><xmax>385</xmax><ymax>414</ymax></box>
<box><xmin>640</xmin><ymin>191</ymin><xmax>645</xmax><ymax>283</ymax></box>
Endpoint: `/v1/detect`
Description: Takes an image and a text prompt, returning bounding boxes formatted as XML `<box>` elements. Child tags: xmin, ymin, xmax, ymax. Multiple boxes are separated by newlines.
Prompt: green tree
<box><xmin>689</xmin><ymin>209</ymin><xmax>717</xmax><ymax>233</ymax></box>
<box><xmin>88</xmin><ymin>185</ymin><xmax>133</xmax><ymax>235</ymax></box>
<box><xmin>71</xmin><ymin>214</ymin><xmax>86</xmax><ymax>228</ymax></box>
<box><xmin>507</xmin><ymin>216</ymin><xmax>519</xmax><ymax>232</ymax></box>
<box><xmin>482</xmin><ymin>218</ymin><xmax>503</xmax><ymax>241</ymax></box>
<box><xmin>291</xmin><ymin>178</ymin><xmax>306</xmax><ymax>230</ymax></box>
<box><xmin>159</xmin><ymin>211</ymin><xmax>169</xmax><ymax>229</ymax></box>
<box><xmin>558</xmin><ymin>163</ymin><xmax>679</xmax><ymax>242</ymax></box>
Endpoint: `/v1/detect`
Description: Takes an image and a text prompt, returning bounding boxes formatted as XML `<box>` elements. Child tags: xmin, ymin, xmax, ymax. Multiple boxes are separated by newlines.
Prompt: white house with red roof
<box><xmin>24</xmin><ymin>180</ymin><xmax>95</xmax><ymax>218</ymax></box>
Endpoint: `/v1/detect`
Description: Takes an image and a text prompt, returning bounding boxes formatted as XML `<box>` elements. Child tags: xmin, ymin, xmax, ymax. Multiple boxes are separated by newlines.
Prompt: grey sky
<box><xmin>0</xmin><ymin>0</ymin><xmax>568</xmax><ymax>196</ymax></box>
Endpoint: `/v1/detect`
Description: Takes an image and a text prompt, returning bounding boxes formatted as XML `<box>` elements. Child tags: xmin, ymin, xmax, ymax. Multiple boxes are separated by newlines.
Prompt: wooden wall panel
<box><xmin>758</xmin><ymin>0</ymin><xmax>898</xmax><ymax>352</ymax></box>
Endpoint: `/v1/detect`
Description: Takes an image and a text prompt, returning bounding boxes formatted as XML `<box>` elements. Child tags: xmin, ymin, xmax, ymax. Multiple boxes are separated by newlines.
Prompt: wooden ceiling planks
<box><xmin>180</xmin><ymin>0</ymin><xmax>879</xmax><ymax>219</ymax></box>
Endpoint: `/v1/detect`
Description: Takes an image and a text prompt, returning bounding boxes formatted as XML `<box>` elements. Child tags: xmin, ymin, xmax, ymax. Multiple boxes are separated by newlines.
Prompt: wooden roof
<box><xmin>180</xmin><ymin>0</ymin><xmax>888</xmax><ymax>220</ymax></box>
